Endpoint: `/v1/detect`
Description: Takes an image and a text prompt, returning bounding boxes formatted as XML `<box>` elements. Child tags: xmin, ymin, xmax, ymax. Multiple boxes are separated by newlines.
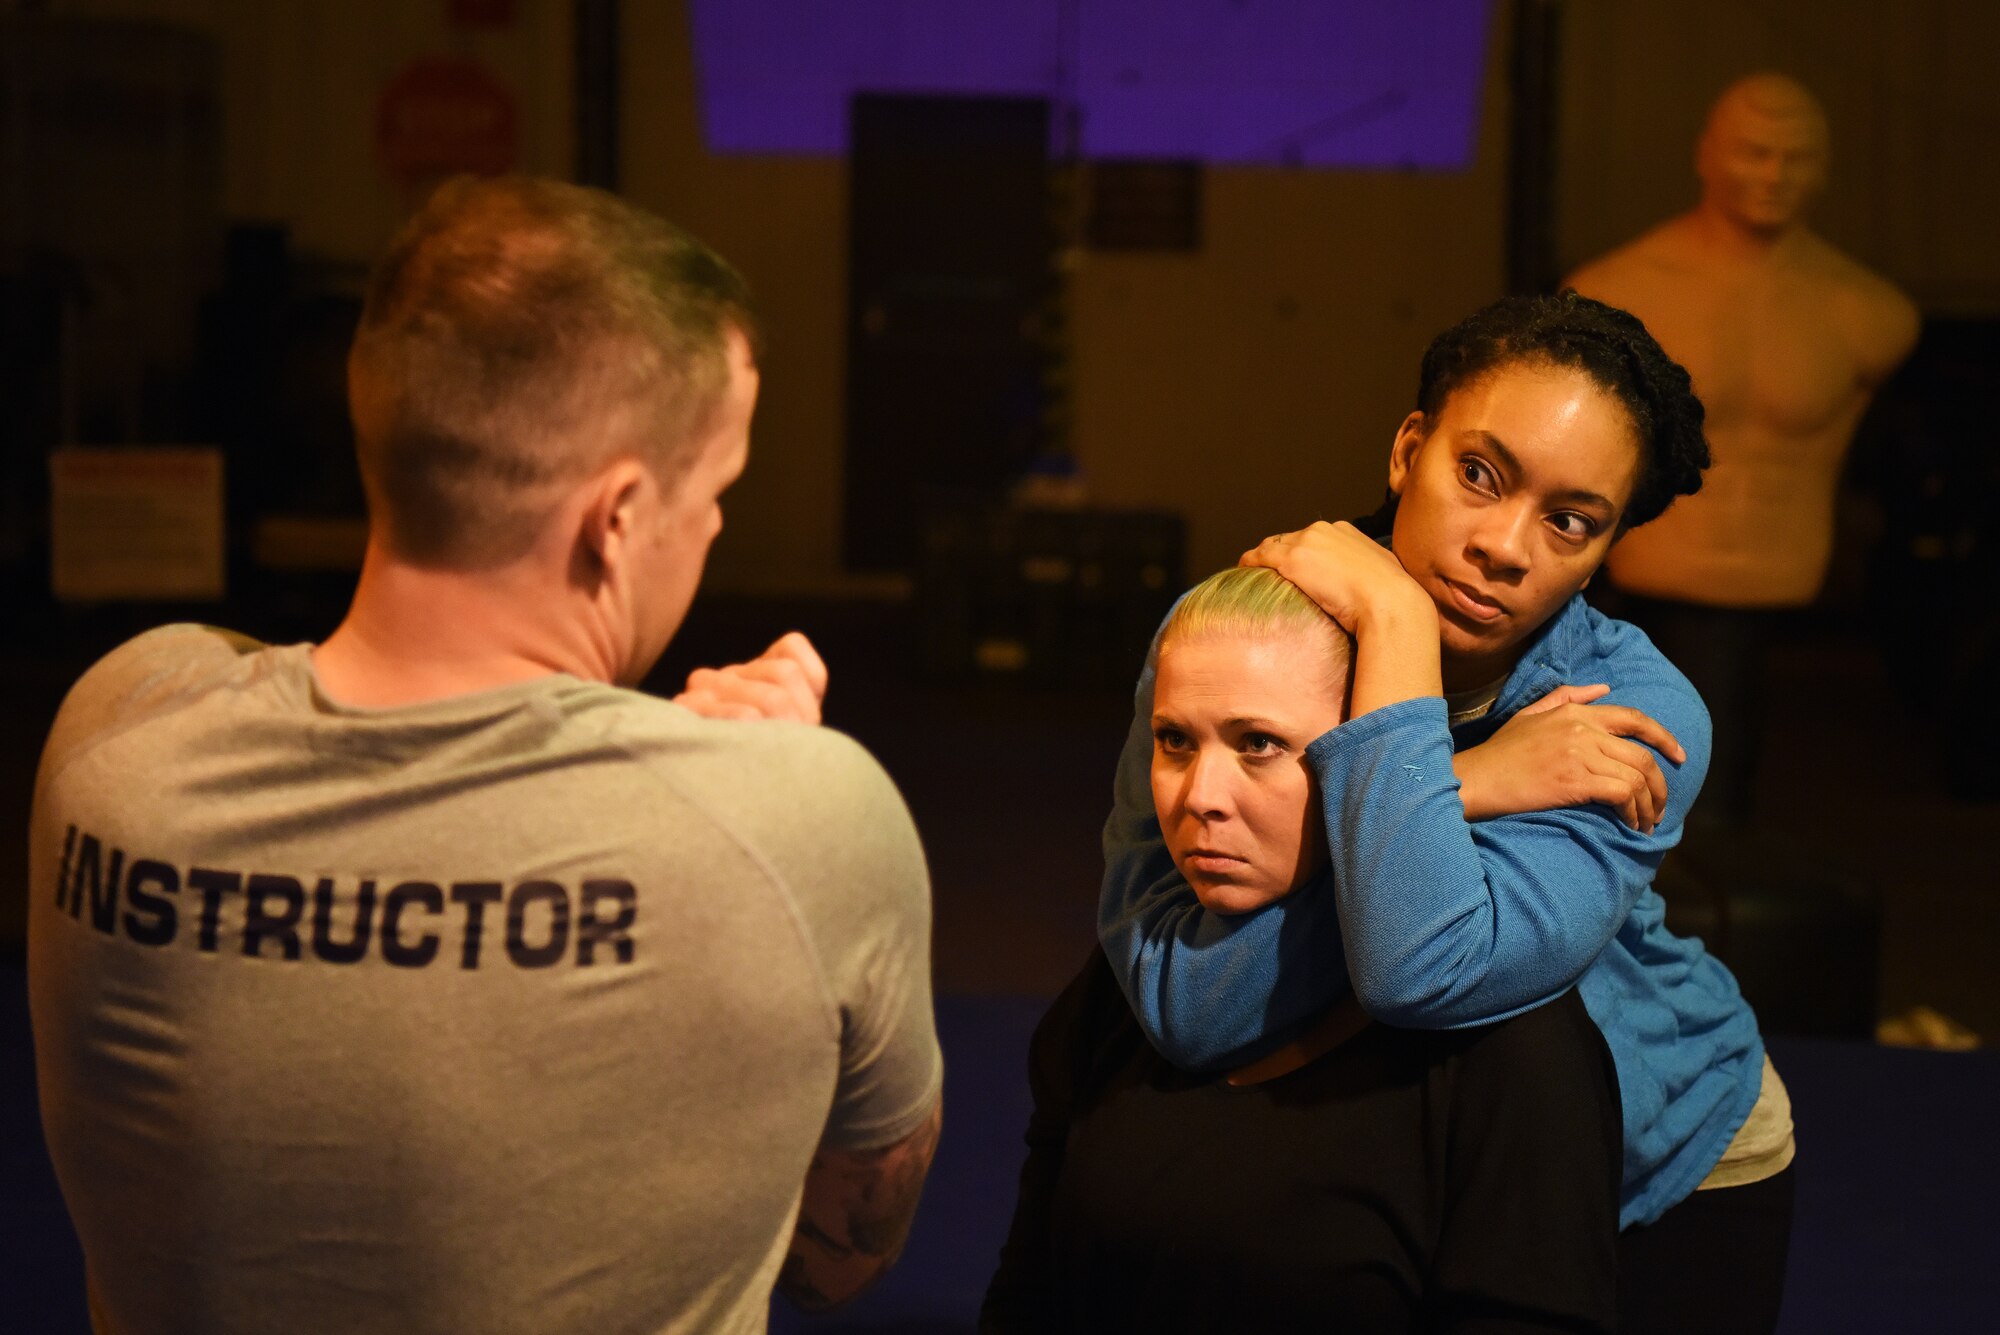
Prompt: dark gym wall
<box><xmin>32</xmin><ymin>0</ymin><xmax>2000</xmax><ymax>588</ymax></box>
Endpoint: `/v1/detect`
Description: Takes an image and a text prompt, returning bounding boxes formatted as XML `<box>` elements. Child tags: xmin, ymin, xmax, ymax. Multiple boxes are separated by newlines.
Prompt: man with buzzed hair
<box><xmin>1569</xmin><ymin>72</ymin><xmax>1919</xmax><ymax>827</ymax></box>
<box><xmin>29</xmin><ymin>175</ymin><xmax>943</xmax><ymax>1334</ymax></box>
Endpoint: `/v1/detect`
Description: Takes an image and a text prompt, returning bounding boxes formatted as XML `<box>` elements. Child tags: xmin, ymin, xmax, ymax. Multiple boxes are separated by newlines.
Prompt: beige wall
<box><xmin>636</xmin><ymin>0</ymin><xmax>2000</xmax><ymax>586</ymax></box>
<box><xmin>45</xmin><ymin>0</ymin><xmax>2000</xmax><ymax>588</ymax></box>
<box><xmin>56</xmin><ymin>0</ymin><xmax>574</xmax><ymax>266</ymax></box>
<box><xmin>1066</xmin><ymin>101</ymin><xmax>1510</xmax><ymax>579</ymax></box>
<box><xmin>621</xmin><ymin>2</ymin><xmax>1510</xmax><ymax>586</ymax></box>
<box><xmin>621</xmin><ymin>2</ymin><xmax>856</xmax><ymax>592</ymax></box>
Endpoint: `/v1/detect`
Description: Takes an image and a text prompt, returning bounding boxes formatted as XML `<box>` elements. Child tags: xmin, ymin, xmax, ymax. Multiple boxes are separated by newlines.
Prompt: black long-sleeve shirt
<box><xmin>982</xmin><ymin>950</ymin><xmax>1621</xmax><ymax>1333</ymax></box>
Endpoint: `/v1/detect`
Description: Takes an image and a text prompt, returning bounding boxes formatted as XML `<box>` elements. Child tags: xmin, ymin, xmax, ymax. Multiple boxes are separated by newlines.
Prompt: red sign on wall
<box><xmin>374</xmin><ymin>57</ymin><xmax>519</xmax><ymax>187</ymax></box>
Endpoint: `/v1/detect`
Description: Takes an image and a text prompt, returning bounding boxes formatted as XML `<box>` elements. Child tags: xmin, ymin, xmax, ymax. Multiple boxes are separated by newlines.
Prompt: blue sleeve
<box><xmin>1096</xmin><ymin>645</ymin><xmax>1355</xmax><ymax>1073</ymax></box>
<box><xmin>1308</xmin><ymin>666</ymin><xmax>1711</xmax><ymax>1030</ymax></box>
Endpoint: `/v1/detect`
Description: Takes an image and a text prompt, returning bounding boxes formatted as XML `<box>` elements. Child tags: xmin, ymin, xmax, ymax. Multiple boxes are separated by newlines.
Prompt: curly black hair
<box><xmin>1413</xmin><ymin>290</ymin><xmax>1710</xmax><ymax>531</ymax></box>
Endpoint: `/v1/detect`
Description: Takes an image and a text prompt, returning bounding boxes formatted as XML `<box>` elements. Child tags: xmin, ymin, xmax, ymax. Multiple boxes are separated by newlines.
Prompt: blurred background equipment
<box><xmin>49</xmin><ymin>446</ymin><xmax>224</xmax><ymax>602</ymax></box>
<box><xmin>843</xmin><ymin>93</ymin><xmax>1055</xmax><ymax>573</ymax></box>
<box><xmin>916</xmin><ymin>505</ymin><xmax>1183</xmax><ymax>689</ymax></box>
<box><xmin>1856</xmin><ymin>319</ymin><xmax>2000</xmax><ymax>803</ymax></box>
<box><xmin>0</xmin><ymin>11</ymin><xmax>221</xmax><ymax>597</ymax></box>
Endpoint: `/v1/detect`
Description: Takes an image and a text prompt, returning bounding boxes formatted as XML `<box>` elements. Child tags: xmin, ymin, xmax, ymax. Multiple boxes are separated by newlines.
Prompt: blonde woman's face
<box><xmin>1149</xmin><ymin>629</ymin><xmax>1348</xmax><ymax>915</ymax></box>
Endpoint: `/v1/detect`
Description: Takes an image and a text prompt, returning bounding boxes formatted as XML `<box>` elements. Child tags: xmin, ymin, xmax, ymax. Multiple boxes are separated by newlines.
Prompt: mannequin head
<box><xmin>1695</xmin><ymin>73</ymin><xmax>1829</xmax><ymax>237</ymax></box>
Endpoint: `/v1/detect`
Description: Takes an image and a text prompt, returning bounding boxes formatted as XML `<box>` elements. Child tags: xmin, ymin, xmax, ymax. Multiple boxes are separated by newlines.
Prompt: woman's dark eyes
<box><xmin>1156</xmin><ymin>729</ymin><xmax>1287</xmax><ymax>755</ymax></box>
<box><xmin>1461</xmin><ymin>455</ymin><xmax>1599</xmax><ymax>540</ymax></box>
<box><xmin>1459</xmin><ymin>457</ymin><xmax>1496</xmax><ymax>492</ymax></box>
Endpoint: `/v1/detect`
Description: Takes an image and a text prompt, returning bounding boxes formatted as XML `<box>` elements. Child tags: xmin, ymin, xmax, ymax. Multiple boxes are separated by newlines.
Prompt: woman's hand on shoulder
<box><xmin>1240</xmin><ymin>520</ymin><xmax>1430</xmax><ymax>634</ymax></box>
<box><xmin>1453</xmin><ymin>684</ymin><xmax>1687</xmax><ymax>832</ymax></box>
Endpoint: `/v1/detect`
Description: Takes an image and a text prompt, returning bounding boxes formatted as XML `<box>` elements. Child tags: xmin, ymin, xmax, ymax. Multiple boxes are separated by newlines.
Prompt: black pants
<box><xmin>1617</xmin><ymin>1166</ymin><xmax>1796</xmax><ymax>1335</ymax></box>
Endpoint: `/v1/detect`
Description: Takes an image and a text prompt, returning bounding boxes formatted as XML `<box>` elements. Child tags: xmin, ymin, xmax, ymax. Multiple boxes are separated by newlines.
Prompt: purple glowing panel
<box><xmin>1075</xmin><ymin>0</ymin><xmax>1492</xmax><ymax>168</ymax></box>
<box><xmin>689</xmin><ymin>0</ymin><xmax>1063</xmax><ymax>156</ymax></box>
<box><xmin>688</xmin><ymin>0</ymin><xmax>1494</xmax><ymax>169</ymax></box>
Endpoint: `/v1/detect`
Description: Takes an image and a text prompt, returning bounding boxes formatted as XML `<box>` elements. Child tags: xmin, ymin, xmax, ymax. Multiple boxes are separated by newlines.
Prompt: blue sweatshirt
<box><xmin>1099</xmin><ymin>592</ymin><xmax>1766</xmax><ymax>1228</ymax></box>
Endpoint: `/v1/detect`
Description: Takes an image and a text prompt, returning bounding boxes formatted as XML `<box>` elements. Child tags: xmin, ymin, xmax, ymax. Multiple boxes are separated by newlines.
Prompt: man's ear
<box><xmin>573</xmin><ymin>458</ymin><xmax>653</xmax><ymax>592</ymax></box>
<box><xmin>1387</xmin><ymin>411</ymin><xmax>1428</xmax><ymax>496</ymax></box>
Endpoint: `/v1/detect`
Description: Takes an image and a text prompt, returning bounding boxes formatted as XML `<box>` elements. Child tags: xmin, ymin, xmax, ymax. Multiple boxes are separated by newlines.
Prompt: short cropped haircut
<box><xmin>348</xmin><ymin>174</ymin><xmax>758</xmax><ymax>568</ymax></box>
<box><xmin>1415</xmin><ymin>291</ymin><xmax>1710</xmax><ymax>531</ymax></box>
<box><xmin>1159</xmin><ymin>566</ymin><xmax>1354</xmax><ymax>700</ymax></box>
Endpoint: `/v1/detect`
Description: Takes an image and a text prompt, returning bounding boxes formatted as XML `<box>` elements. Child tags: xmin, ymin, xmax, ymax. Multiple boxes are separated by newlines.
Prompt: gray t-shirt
<box><xmin>29</xmin><ymin>625</ymin><xmax>942</xmax><ymax>1335</ymax></box>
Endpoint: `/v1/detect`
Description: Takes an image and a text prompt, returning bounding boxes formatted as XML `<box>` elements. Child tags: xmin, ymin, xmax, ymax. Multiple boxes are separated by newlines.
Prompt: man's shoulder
<box><xmin>639</xmin><ymin>716</ymin><xmax>929</xmax><ymax>981</ymax></box>
<box><xmin>43</xmin><ymin>624</ymin><xmax>269</xmax><ymax>771</ymax></box>
<box><xmin>616</xmin><ymin>708</ymin><xmax>915</xmax><ymax>865</ymax></box>
<box><xmin>616</xmin><ymin>703</ymin><xmax>891</xmax><ymax>795</ymax></box>
<box><xmin>75</xmin><ymin>623</ymin><xmax>266</xmax><ymax>696</ymax></box>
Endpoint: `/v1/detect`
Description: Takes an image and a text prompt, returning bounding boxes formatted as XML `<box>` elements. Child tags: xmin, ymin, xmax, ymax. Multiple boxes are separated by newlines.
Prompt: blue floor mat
<box><xmin>7</xmin><ymin>968</ymin><xmax>1997</xmax><ymax>1333</ymax></box>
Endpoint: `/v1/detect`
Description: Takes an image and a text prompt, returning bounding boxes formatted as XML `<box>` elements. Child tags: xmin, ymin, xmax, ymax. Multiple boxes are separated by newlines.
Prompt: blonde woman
<box><xmin>983</xmin><ymin>567</ymin><xmax>1621</xmax><ymax>1333</ymax></box>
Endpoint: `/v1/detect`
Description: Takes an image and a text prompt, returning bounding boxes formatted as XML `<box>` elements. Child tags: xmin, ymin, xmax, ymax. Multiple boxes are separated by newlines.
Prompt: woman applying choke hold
<box><xmin>1100</xmin><ymin>292</ymin><xmax>1795</xmax><ymax>1335</ymax></box>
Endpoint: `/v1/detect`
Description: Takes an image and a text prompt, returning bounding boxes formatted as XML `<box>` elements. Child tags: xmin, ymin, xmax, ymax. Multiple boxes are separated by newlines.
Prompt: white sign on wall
<box><xmin>50</xmin><ymin>446</ymin><xmax>226</xmax><ymax>602</ymax></box>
